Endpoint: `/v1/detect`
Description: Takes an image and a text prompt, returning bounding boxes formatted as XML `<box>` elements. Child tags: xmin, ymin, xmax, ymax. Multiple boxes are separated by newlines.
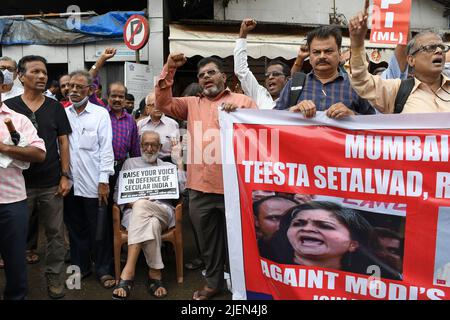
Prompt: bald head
<box><xmin>141</xmin><ymin>130</ymin><xmax>161</xmax><ymax>144</ymax></box>
<box><xmin>145</xmin><ymin>92</ymin><xmax>155</xmax><ymax>105</ymax></box>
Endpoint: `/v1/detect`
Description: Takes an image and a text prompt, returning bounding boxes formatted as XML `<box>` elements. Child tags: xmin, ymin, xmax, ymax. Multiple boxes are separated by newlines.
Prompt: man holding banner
<box><xmin>349</xmin><ymin>5</ymin><xmax>450</xmax><ymax>113</ymax></box>
<box><xmin>155</xmin><ymin>53</ymin><xmax>257</xmax><ymax>300</ymax></box>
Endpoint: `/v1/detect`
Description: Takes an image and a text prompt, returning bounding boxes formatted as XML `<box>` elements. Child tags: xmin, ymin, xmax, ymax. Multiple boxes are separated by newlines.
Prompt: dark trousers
<box><xmin>63</xmin><ymin>190</ymin><xmax>113</xmax><ymax>278</ymax></box>
<box><xmin>26</xmin><ymin>204</ymin><xmax>39</xmax><ymax>251</ymax></box>
<box><xmin>26</xmin><ymin>186</ymin><xmax>66</xmax><ymax>274</ymax></box>
<box><xmin>0</xmin><ymin>200</ymin><xmax>28</xmax><ymax>300</ymax></box>
<box><xmin>108</xmin><ymin>161</ymin><xmax>124</xmax><ymax>212</ymax></box>
<box><xmin>189</xmin><ymin>189</ymin><xmax>228</xmax><ymax>290</ymax></box>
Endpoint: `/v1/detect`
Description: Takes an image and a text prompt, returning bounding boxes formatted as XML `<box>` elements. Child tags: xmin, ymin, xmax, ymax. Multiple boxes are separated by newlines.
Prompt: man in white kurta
<box><xmin>112</xmin><ymin>131</ymin><xmax>185</xmax><ymax>300</ymax></box>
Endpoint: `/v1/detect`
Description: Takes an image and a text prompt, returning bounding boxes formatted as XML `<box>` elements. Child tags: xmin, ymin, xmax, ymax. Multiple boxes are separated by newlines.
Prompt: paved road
<box><xmin>0</xmin><ymin>214</ymin><xmax>232</xmax><ymax>300</ymax></box>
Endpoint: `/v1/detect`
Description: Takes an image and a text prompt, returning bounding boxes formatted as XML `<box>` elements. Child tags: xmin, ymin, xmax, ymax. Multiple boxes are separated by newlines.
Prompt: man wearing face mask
<box><xmin>0</xmin><ymin>57</ymin><xmax>24</xmax><ymax>101</ymax></box>
<box><xmin>111</xmin><ymin>131</ymin><xmax>185</xmax><ymax>300</ymax></box>
<box><xmin>64</xmin><ymin>70</ymin><xmax>116</xmax><ymax>289</ymax></box>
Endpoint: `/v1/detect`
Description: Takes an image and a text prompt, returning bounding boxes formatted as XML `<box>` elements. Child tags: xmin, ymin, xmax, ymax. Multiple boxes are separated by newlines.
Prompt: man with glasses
<box><xmin>348</xmin><ymin>10</ymin><xmax>450</xmax><ymax>113</ymax></box>
<box><xmin>155</xmin><ymin>54</ymin><xmax>256</xmax><ymax>300</ymax></box>
<box><xmin>0</xmin><ymin>56</ymin><xmax>24</xmax><ymax>101</ymax></box>
<box><xmin>234</xmin><ymin>18</ymin><xmax>290</xmax><ymax>109</ymax></box>
<box><xmin>3</xmin><ymin>55</ymin><xmax>72</xmax><ymax>299</ymax></box>
<box><xmin>111</xmin><ymin>131</ymin><xmax>185</xmax><ymax>300</ymax></box>
<box><xmin>137</xmin><ymin>91</ymin><xmax>179</xmax><ymax>163</ymax></box>
<box><xmin>274</xmin><ymin>25</ymin><xmax>375</xmax><ymax>118</ymax></box>
<box><xmin>64</xmin><ymin>70</ymin><xmax>115</xmax><ymax>290</ymax></box>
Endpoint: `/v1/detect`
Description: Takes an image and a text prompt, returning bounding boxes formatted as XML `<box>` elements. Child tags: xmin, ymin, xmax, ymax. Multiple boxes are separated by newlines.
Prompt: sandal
<box><xmin>147</xmin><ymin>278</ymin><xmax>167</xmax><ymax>298</ymax></box>
<box><xmin>112</xmin><ymin>278</ymin><xmax>134</xmax><ymax>300</ymax></box>
<box><xmin>99</xmin><ymin>274</ymin><xmax>116</xmax><ymax>289</ymax></box>
<box><xmin>185</xmin><ymin>258</ymin><xmax>204</xmax><ymax>270</ymax></box>
<box><xmin>26</xmin><ymin>250</ymin><xmax>40</xmax><ymax>264</ymax></box>
<box><xmin>192</xmin><ymin>287</ymin><xmax>221</xmax><ymax>300</ymax></box>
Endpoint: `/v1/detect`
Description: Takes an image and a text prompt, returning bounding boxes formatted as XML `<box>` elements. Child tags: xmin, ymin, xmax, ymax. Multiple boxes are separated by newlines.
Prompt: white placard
<box><xmin>117</xmin><ymin>165</ymin><xmax>179</xmax><ymax>205</ymax></box>
<box><xmin>124</xmin><ymin>61</ymin><xmax>153</xmax><ymax>112</ymax></box>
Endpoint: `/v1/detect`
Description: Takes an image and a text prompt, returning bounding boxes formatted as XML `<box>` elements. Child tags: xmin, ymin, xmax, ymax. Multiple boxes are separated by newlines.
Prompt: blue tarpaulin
<box><xmin>0</xmin><ymin>11</ymin><xmax>146</xmax><ymax>45</ymax></box>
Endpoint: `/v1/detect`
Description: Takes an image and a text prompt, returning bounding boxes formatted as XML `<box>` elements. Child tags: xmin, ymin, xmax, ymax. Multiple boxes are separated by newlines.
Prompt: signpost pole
<box><xmin>135</xmin><ymin>49</ymin><xmax>140</xmax><ymax>64</ymax></box>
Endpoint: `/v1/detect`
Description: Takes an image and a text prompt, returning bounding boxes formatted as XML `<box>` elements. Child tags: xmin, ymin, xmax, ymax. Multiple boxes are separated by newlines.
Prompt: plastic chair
<box><xmin>112</xmin><ymin>203</ymin><xmax>184</xmax><ymax>284</ymax></box>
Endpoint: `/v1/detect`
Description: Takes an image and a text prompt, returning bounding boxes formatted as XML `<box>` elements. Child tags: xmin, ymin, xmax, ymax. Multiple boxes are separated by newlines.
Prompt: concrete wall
<box><xmin>214</xmin><ymin>0</ymin><xmax>448</xmax><ymax>30</ymax></box>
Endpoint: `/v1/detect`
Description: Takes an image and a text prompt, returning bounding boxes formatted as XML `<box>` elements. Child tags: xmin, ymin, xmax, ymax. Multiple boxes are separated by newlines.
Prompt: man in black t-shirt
<box><xmin>5</xmin><ymin>55</ymin><xmax>72</xmax><ymax>299</ymax></box>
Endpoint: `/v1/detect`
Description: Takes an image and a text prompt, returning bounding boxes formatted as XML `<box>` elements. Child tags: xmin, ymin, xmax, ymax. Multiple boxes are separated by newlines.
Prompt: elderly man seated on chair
<box><xmin>112</xmin><ymin>130</ymin><xmax>185</xmax><ymax>300</ymax></box>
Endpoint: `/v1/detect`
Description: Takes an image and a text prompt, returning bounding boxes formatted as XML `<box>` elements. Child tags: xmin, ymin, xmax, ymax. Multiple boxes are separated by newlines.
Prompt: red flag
<box><xmin>370</xmin><ymin>0</ymin><xmax>411</xmax><ymax>45</ymax></box>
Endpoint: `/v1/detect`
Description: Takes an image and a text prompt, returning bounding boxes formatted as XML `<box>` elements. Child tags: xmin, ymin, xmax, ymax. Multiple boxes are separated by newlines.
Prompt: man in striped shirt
<box><xmin>275</xmin><ymin>25</ymin><xmax>375</xmax><ymax>118</ymax></box>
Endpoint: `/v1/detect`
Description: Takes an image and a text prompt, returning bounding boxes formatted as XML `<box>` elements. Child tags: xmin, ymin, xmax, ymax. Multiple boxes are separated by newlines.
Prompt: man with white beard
<box><xmin>112</xmin><ymin>130</ymin><xmax>185</xmax><ymax>300</ymax></box>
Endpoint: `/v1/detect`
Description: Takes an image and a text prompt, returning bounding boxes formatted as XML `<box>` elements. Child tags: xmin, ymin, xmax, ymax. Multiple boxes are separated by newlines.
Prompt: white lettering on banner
<box><xmin>242</xmin><ymin>161</ymin><xmax>425</xmax><ymax>198</ymax></box>
<box><xmin>242</xmin><ymin>161</ymin><xmax>309</xmax><ymax>187</ymax></box>
<box><xmin>260</xmin><ymin>260</ymin><xmax>338</xmax><ymax>289</ymax></box>
<box><xmin>345</xmin><ymin>275</ymin><xmax>446</xmax><ymax>300</ymax></box>
<box><xmin>381</xmin><ymin>0</ymin><xmax>402</xmax><ymax>9</ymax></box>
<box><xmin>385</xmin><ymin>12</ymin><xmax>395</xmax><ymax>28</ymax></box>
<box><xmin>345</xmin><ymin>134</ymin><xmax>449</xmax><ymax>162</ymax></box>
<box><xmin>314</xmin><ymin>167</ymin><xmax>422</xmax><ymax>196</ymax></box>
<box><xmin>436</xmin><ymin>172</ymin><xmax>450</xmax><ymax>198</ymax></box>
<box><xmin>372</xmin><ymin>31</ymin><xmax>403</xmax><ymax>43</ymax></box>
<box><xmin>261</xmin><ymin>260</ymin><xmax>446</xmax><ymax>300</ymax></box>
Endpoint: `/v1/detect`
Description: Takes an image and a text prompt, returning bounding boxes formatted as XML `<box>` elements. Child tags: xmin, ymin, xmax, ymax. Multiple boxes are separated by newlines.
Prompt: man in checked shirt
<box><xmin>105</xmin><ymin>81</ymin><xmax>140</xmax><ymax>210</ymax></box>
<box><xmin>274</xmin><ymin>25</ymin><xmax>375</xmax><ymax>118</ymax></box>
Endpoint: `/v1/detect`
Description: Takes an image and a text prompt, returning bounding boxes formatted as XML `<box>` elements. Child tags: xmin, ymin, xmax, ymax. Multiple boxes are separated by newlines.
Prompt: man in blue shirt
<box><xmin>275</xmin><ymin>25</ymin><xmax>375</xmax><ymax>118</ymax></box>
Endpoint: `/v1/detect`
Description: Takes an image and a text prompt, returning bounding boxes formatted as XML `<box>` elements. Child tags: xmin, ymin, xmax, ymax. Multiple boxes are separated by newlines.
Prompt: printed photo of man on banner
<box><xmin>219</xmin><ymin>110</ymin><xmax>450</xmax><ymax>300</ymax></box>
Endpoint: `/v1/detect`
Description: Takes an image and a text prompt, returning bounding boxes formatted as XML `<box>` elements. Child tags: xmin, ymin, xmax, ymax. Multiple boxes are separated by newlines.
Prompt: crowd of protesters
<box><xmin>1</xmin><ymin>6</ymin><xmax>449</xmax><ymax>300</ymax></box>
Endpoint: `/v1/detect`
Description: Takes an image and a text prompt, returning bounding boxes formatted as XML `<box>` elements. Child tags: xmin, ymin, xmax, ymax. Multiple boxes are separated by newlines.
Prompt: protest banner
<box><xmin>117</xmin><ymin>164</ymin><xmax>179</xmax><ymax>204</ymax></box>
<box><xmin>220</xmin><ymin>110</ymin><xmax>450</xmax><ymax>300</ymax></box>
<box><xmin>370</xmin><ymin>0</ymin><xmax>411</xmax><ymax>45</ymax></box>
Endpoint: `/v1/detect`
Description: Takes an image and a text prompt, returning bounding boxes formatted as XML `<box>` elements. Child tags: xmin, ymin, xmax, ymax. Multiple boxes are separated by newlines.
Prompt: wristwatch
<box><xmin>61</xmin><ymin>171</ymin><xmax>71</xmax><ymax>179</ymax></box>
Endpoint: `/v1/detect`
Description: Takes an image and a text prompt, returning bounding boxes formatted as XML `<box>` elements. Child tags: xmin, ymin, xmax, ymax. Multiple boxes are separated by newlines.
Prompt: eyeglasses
<box><xmin>197</xmin><ymin>69</ymin><xmax>219</xmax><ymax>79</ymax></box>
<box><xmin>69</xmin><ymin>83</ymin><xmax>91</xmax><ymax>90</ymax></box>
<box><xmin>0</xmin><ymin>66</ymin><xmax>16</xmax><ymax>72</ymax></box>
<box><xmin>265</xmin><ymin>71</ymin><xmax>285</xmax><ymax>78</ymax></box>
<box><xmin>410</xmin><ymin>44</ymin><xmax>450</xmax><ymax>56</ymax></box>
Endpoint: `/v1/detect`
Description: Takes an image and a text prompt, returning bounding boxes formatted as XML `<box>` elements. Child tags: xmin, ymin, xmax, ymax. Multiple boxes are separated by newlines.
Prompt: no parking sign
<box><xmin>123</xmin><ymin>14</ymin><xmax>149</xmax><ymax>51</ymax></box>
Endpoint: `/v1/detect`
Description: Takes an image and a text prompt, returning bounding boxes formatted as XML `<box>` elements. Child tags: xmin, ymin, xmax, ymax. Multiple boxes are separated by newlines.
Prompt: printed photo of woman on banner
<box><xmin>253</xmin><ymin>193</ymin><xmax>404</xmax><ymax>281</ymax></box>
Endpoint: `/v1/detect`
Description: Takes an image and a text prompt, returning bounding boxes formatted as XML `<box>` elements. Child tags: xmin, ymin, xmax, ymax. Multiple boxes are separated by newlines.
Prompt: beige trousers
<box><xmin>128</xmin><ymin>199</ymin><xmax>170</xmax><ymax>269</ymax></box>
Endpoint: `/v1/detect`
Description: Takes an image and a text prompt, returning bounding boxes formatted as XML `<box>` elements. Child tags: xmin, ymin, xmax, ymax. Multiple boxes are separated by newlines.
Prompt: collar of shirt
<box><xmin>0</xmin><ymin>103</ymin><xmax>13</xmax><ymax>115</ymax></box>
<box><xmin>142</xmin><ymin>114</ymin><xmax>169</xmax><ymax>126</ymax></box>
<box><xmin>308</xmin><ymin>69</ymin><xmax>345</xmax><ymax>83</ymax></box>
<box><xmin>411</xmin><ymin>73</ymin><xmax>450</xmax><ymax>95</ymax></box>
<box><xmin>199</xmin><ymin>87</ymin><xmax>231</xmax><ymax>101</ymax></box>
<box><xmin>107</xmin><ymin>105</ymin><xmax>127</xmax><ymax>119</ymax></box>
<box><xmin>68</xmin><ymin>100</ymin><xmax>96</xmax><ymax>115</ymax></box>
